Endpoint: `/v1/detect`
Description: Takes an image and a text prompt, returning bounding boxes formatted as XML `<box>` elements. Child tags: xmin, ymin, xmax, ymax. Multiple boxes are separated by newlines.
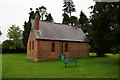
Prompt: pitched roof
<box><xmin>31</xmin><ymin>20</ymin><xmax>90</xmax><ymax>43</ymax></box>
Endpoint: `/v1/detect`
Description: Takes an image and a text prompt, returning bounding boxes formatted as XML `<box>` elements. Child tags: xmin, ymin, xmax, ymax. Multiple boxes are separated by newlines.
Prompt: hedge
<box><xmin>2</xmin><ymin>49</ymin><xmax>27</xmax><ymax>53</ymax></box>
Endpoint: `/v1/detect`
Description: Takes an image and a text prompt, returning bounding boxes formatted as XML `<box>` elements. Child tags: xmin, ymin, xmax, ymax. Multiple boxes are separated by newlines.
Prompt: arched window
<box><xmin>30</xmin><ymin>41</ymin><xmax>31</xmax><ymax>50</ymax></box>
<box><xmin>65</xmin><ymin>43</ymin><xmax>68</xmax><ymax>52</ymax></box>
<box><xmin>32</xmin><ymin>41</ymin><xmax>34</xmax><ymax>50</ymax></box>
<box><xmin>52</xmin><ymin>42</ymin><xmax>55</xmax><ymax>52</ymax></box>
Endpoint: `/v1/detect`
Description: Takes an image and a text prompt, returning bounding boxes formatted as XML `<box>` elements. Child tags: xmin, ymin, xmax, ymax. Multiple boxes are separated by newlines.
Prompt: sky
<box><xmin>0</xmin><ymin>0</ymin><xmax>95</xmax><ymax>43</ymax></box>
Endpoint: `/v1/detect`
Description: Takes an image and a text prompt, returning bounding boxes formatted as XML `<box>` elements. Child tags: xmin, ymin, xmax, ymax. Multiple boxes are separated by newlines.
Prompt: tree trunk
<box><xmin>70</xmin><ymin>12</ymin><xmax>71</xmax><ymax>18</ymax></box>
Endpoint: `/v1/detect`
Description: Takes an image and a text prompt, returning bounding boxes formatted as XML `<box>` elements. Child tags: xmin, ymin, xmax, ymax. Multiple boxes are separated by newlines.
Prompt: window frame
<box><xmin>65</xmin><ymin>43</ymin><xmax>68</xmax><ymax>52</ymax></box>
<box><xmin>51</xmin><ymin>42</ymin><xmax>55</xmax><ymax>52</ymax></box>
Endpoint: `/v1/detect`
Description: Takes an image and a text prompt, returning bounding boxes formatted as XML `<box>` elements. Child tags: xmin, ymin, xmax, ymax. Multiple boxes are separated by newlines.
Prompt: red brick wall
<box><xmin>38</xmin><ymin>41</ymin><xmax>89</xmax><ymax>60</ymax></box>
<box><xmin>27</xmin><ymin>27</ymin><xmax>89</xmax><ymax>61</ymax></box>
<box><xmin>38</xmin><ymin>41</ymin><xmax>61</xmax><ymax>60</ymax></box>
<box><xmin>68</xmin><ymin>42</ymin><xmax>89</xmax><ymax>58</ymax></box>
<box><xmin>27</xmin><ymin>28</ymin><xmax>38</xmax><ymax>61</ymax></box>
<box><xmin>62</xmin><ymin>42</ymin><xmax>89</xmax><ymax>58</ymax></box>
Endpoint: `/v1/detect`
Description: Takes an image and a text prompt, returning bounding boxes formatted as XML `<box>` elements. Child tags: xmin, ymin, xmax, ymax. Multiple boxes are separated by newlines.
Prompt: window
<box><xmin>65</xmin><ymin>43</ymin><xmax>68</xmax><ymax>52</ymax></box>
<box><xmin>52</xmin><ymin>42</ymin><xmax>55</xmax><ymax>52</ymax></box>
<box><xmin>30</xmin><ymin>41</ymin><xmax>31</xmax><ymax>50</ymax></box>
<box><xmin>32</xmin><ymin>41</ymin><xmax>34</xmax><ymax>50</ymax></box>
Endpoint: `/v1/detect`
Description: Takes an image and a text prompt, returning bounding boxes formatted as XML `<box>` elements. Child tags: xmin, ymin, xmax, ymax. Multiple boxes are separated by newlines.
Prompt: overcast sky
<box><xmin>0</xmin><ymin>0</ymin><xmax>95</xmax><ymax>43</ymax></box>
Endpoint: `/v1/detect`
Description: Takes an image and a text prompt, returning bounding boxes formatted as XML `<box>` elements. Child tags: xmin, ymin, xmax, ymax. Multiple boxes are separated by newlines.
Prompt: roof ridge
<box><xmin>38</xmin><ymin>20</ymin><xmax>77</xmax><ymax>27</ymax></box>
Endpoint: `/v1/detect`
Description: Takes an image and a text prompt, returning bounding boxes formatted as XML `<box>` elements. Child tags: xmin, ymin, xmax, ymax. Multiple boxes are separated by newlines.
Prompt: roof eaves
<box><xmin>36</xmin><ymin>38</ymin><xmax>90</xmax><ymax>43</ymax></box>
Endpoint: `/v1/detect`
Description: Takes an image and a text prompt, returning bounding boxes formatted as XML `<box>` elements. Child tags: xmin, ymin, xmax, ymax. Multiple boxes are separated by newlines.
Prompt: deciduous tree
<box><xmin>7</xmin><ymin>25</ymin><xmax>24</xmax><ymax>49</ymax></box>
<box><xmin>2</xmin><ymin>40</ymin><xmax>14</xmax><ymax>49</ymax></box>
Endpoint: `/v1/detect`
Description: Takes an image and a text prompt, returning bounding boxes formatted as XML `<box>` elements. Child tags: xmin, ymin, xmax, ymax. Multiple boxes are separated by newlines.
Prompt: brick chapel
<box><xmin>27</xmin><ymin>14</ymin><xmax>90</xmax><ymax>61</ymax></box>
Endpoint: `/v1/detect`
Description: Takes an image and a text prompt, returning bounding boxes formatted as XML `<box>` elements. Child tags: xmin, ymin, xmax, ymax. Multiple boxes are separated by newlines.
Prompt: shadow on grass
<box><xmin>100</xmin><ymin>61</ymin><xmax>120</xmax><ymax>66</ymax></box>
<box><xmin>89</xmin><ymin>54</ymin><xmax>109</xmax><ymax>58</ymax></box>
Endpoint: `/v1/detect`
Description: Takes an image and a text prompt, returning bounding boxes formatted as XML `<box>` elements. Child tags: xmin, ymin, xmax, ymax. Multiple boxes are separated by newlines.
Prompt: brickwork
<box><xmin>27</xmin><ymin>27</ymin><xmax>89</xmax><ymax>61</ymax></box>
<box><xmin>61</xmin><ymin>42</ymin><xmax>89</xmax><ymax>58</ymax></box>
<box><xmin>38</xmin><ymin>41</ymin><xmax>61</xmax><ymax>60</ymax></box>
<box><xmin>27</xmin><ymin>28</ymin><xmax>38</xmax><ymax>61</ymax></box>
<box><xmin>68</xmin><ymin>42</ymin><xmax>89</xmax><ymax>58</ymax></box>
<box><xmin>38</xmin><ymin>41</ymin><xmax>89</xmax><ymax>61</ymax></box>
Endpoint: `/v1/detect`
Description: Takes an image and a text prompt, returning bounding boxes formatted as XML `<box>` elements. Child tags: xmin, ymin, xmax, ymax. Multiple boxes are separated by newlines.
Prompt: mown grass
<box><xmin>2</xmin><ymin>53</ymin><xmax>119</xmax><ymax>78</ymax></box>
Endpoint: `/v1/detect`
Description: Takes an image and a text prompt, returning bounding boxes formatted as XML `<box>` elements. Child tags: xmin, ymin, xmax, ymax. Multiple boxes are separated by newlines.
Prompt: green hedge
<box><xmin>2</xmin><ymin>48</ymin><xmax>27</xmax><ymax>53</ymax></box>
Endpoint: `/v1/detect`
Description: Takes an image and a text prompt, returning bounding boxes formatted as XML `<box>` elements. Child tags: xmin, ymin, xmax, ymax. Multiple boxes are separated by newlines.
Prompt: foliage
<box><xmin>70</xmin><ymin>16</ymin><xmax>78</xmax><ymax>26</ymax></box>
<box><xmin>45</xmin><ymin>13</ymin><xmax>53</xmax><ymax>22</ymax></box>
<box><xmin>2</xmin><ymin>40</ymin><xmax>13</xmax><ymax>49</ymax></box>
<box><xmin>22</xmin><ymin>21</ymin><xmax>30</xmax><ymax>47</ymax></box>
<box><xmin>89</xmin><ymin>2</ymin><xmax>120</xmax><ymax>57</ymax></box>
<box><xmin>79</xmin><ymin>11</ymin><xmax>89</xmax><ymax>34</ymax></box>
<box><xmin>2</xmin><ymin>53</ymin><xmax>119</xmax><ymax>78</ymax></box>
<box><xmin>29</xmin><ymin>8</ymin><xmax>35</xmax><ymax>20</ymax></box>
<box><xmin>63</xmin><ymin>0</ymin><xmax>76</xmax><ymax>17</ymax></box>
<box><xmin>62</xmin><ymin>0</ymin><xmax>78</xmax><ymax>26</ymax></box>
<box><xmin>2</xmin><ymin>49</ymin><xmax>26</xmax><ymax>53</ymax></box>
<box><xmin>0</xmin><ymin>28</ymin><xmax>2</xmax><ymax>36</ymax></box>
<box><xmin>62</xmin><ymin>13</ymin><xmax>78</xmax><ymax>26</ymax></box>
<box><xmin>22</xmin><ymin>8</ymin><xmax>35</xmax><ymax>47</ymax></box>
<box><xmin>7</xmin><ymin>25</ymin><xmax>24</xmax><ymax>49</ymax></box>
<box><xmin>0</xmin><ymin>31</ymin><xmax>1</xmax><ymax>36</ymax></box>
<box><xmin>62</xmin><ymin>13</ymin><xmax>70</xmax><ymax>25</ymax></box>
<box><xmin>35</xmin><ymin>8</ymin><xmax>41</xmax><ymax>18</ymax></box>
<box><xmin>39</xmin><ymin>6</ymin><xmax>47</xmax><ymax>20</ymax></box>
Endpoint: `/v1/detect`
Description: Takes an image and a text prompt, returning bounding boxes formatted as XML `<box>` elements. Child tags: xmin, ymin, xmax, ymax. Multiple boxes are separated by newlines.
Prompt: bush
<box><xmin>2</xmin><ymin>48</ymin><xmax>26</xmax><ymax>53</ymax></box>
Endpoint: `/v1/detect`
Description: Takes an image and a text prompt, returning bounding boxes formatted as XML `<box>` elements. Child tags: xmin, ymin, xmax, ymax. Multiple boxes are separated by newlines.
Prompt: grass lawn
<box><xmin>2</xmin><ymin>53</ymin><xmax>119</xmax><ymax>78</ymax></box>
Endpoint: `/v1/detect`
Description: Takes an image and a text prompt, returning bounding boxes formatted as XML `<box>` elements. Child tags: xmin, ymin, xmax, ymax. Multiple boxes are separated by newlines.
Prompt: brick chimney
<box><xmin>35</xmin><ymin>13</ymin><xmax>39</xmax><ymax>30</ymax></box>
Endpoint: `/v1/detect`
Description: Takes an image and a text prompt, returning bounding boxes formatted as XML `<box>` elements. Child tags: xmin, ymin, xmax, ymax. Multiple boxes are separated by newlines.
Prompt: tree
<box><xmin>35</xmin><ymin>8</ymin><xmax>41</xmax><ymax>18</ymax></box>
<box><xmin>79</xmin><ymin>11</ymin><xmax>89</xmax><ymax>34</ymax></box>
<box><xmin>63</xmin><ymin>0</ymin><xmax>76</xmax><ymax>17</ymax></box>
<box><xmin>62</xmin><ymin>13</ymin><xmax>70</xmax><ymax>25</ymax></box>
<box><xmin>108</xmin><ymin>2</ymin><xmax>120</xmax><ymax>54</ymax></box>
<box><xmin>62</xmin><ymin>0</ymin><xmax>77</xmax><ymax>26</ymax></box>
<box><xmin>23</xmin><ymin>8</ymin><xmax>35</xmax><ymax>47</ymax></box>
<box><xmin>89</xmin><ymin>2</ymin><xmax>120</xmax><ymax>56</ymax></box>
<box><xmin>45</xmin><ymin>13</ymin><xmax>53</xmax><ymax>22</ymax></box>
<box><xmin>0</xmin><ymin>27</ymin><xmax>2</xmax><ymax>36</ymax></box>
<box><xmin>70</xmin><ymin>16</ymin><xmax>78</xmax><ymax>26</ymax></box>
<box><xmin>29</xmin><ymin>8</ymin><xmax>35</xmax><ymax>20</ymax></box>
<box><xmin>62</xmin><ymin>13</ymin><xmax>78</xmax><ymax>26</ymax></box>
<box><xmin>39</xmin><ymin>6</ymin><xmax>47</xmax><ymax>20</ymax></box>
<box><xmin>2</xmin><ymin>40</ymin><xmax>14</xmax><ymax>49</ymax></box>
<box><xmin>0</xmin><ymin>30</ymin><xmax>2</xmax><ymax>36</ymax></box>
<box><xmin>7</xmin><ymin>25</ymin><xmax>24</xmax><ymax>49</ymax></box>
<box><xmin>22</xmin><ymin>21</ymin><xmax>29</xmax><ymax>47</ymax></box>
